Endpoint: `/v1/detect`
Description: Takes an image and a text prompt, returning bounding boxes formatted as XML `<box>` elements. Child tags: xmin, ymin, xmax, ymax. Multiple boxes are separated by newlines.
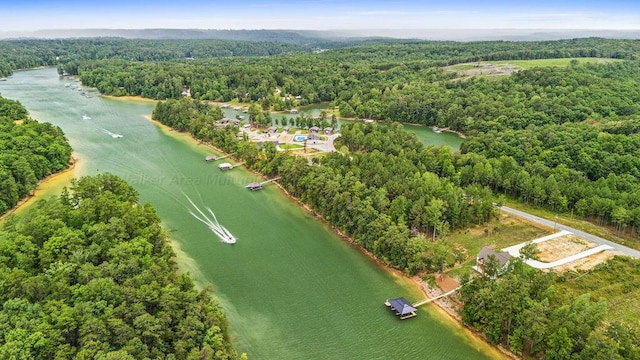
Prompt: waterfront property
<box><xmin>474</xmin><ymin>247</ymin><xmax>512</xmax><ymax>275</ymax></box>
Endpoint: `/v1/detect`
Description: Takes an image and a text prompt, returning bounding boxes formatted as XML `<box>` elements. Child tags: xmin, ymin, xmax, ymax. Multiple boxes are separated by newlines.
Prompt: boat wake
<box><xmin>185</xmin><ymin>195</ymin><xmax>236</xmax><ymax>244</ymax></box>
<box><xmin>101</xmin><ymin>128</ymin><xmax>123</xmax><ymax>138</ymax></box>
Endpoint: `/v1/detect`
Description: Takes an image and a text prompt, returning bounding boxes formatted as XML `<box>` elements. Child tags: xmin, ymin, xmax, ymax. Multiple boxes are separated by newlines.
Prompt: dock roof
<box><xmin>388</xmin><ymin>297</ymin><xmax>417</xmax><ymax>316</ymax></box>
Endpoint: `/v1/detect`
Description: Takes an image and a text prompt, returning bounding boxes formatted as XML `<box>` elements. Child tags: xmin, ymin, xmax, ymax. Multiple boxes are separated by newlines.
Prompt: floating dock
<box><xmin>206</xmin><ymin>154</ymin><xmax>231</xmax><ymax>162</ymax></box>
<box><xmin>245</xmin><ymin>182</ymin><xmax>263</xmax><ymax>191</ymax></box>
<box><xmin>244</xmin><ymin>177</ymin><xmax>280</xmax><ymax>191</ymax></box>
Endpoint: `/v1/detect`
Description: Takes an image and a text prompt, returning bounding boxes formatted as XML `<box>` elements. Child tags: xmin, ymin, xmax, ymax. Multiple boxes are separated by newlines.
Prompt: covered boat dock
<box><xmin>384</xmin><ymin>297</ymin><xmax>417</xmax><ymax>320</ymax></box>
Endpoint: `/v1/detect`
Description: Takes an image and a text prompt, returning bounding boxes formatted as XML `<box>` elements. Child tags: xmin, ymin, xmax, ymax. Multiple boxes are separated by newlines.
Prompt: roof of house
<box><xmin>477</xmin><ymin>246</ymin><xmax>512</xmax><ymax>267</ymax></box>
<box><xmin>388</xmin><ymin>297</ymin><xmax>417</xmax><ymax>315</ymax></box>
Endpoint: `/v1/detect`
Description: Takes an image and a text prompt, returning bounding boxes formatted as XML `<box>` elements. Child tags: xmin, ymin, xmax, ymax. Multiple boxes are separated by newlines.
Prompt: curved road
<box><xmin>499</xmin><ymin>206</ymin><xmax>640</xmax><ymax>258</ymax></box>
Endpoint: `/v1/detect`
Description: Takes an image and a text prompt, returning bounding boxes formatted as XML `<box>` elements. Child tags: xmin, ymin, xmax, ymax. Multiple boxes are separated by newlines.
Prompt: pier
<box><xmin>384</xmin><ymin>286</ymin><xmax>461</xmax><ymax>319</ymax></box>
<box><xmin>206</xmin><ymin>154</ymin><xmax>231</xmax><ymax>162</ymax></box>
<box><xmin>245</xmin><ymin>177</ymin><xmax>281</xmax><ymax>191</ymax></box>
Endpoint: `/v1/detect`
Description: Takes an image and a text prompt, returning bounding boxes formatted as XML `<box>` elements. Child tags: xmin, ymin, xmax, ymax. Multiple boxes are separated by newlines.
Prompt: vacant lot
<box><xmin>445</xmin><ymin>57</ymin><xmax>622</xmax><ymax>79</ymax></box>
<box><xmin>535</xmin><ymin>234</ymin><xmax>596</xmax><ymax>262</ymax></box>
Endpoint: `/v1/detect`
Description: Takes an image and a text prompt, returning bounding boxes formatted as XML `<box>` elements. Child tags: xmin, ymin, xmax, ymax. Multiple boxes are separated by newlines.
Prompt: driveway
<box><xmin>499</xmin><ymin>206</ymin><xmax>640</xmax><ymax>258</ymax></box>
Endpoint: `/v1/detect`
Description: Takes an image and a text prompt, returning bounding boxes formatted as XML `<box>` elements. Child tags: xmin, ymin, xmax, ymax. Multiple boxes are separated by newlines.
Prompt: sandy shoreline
<box><xmin>0</xmin><ymin>156</ymin><xmax>79</xmax><ymax>221</ymax></box>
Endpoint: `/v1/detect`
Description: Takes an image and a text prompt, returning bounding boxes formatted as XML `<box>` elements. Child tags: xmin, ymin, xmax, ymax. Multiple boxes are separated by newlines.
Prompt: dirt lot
<box><xmin>554</xmin><ymin>250</ymin><xmax>622</xmax><ymax>272</ymax></box>
<box><xmin>535</xmin><ymin>234</ymin><xmax>596</xmax><ymax>262</ymax></box>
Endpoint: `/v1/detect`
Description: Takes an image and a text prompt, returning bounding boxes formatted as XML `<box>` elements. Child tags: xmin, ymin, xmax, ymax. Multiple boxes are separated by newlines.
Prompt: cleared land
<box><xmin>534</xmin><ymin>234</ymin><xmax>597</xmax><ymax>263</ymax></box>
<box><xmin>445</xmin><ymin>57</ymin><xmax>622</xmax><ymax>79</ymax></box>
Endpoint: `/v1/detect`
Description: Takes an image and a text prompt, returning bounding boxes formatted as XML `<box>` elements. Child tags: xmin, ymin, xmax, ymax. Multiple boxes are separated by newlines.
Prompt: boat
<box><xmin>64</xmin><ymin>83</ymin><xmax>70</xmax><ymax>87</ymax></box>
<box><xmin>432</xmin><ymin>127</ymin><xmax>442</xmax><ymax>134</ymax></box>
<box><xmin>82</xmin><ymin>114</ymin><xmax>91</xmax><ymax>120</ymax></box>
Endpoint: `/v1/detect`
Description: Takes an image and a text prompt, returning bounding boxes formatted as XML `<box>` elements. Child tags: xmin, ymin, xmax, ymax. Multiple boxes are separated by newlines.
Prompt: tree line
<box><xmin>459</xmin><ymin>257</ymin><xmax>640</xmax><ymax>359</ymax></box>
<box><xmin>0</xmin><ymin>96</ymin><xmax>72</xmax><ymax>215</ymax></box>
<box><xmin>0</xmin><ymin>174</ymin><xmax>237</xmax><ymax>359</ymax></box>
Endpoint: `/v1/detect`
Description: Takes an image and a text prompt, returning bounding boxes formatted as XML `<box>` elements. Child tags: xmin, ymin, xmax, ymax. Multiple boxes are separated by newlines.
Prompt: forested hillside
<box><xmin>0</xmin><ymin>96</ymin><xmax>72</xmax><ymax>215</ymax></box>
<box><xmin>0</xmin><ymin>174</ymin><xmax>237</xmax><ymax>359</ymax></box>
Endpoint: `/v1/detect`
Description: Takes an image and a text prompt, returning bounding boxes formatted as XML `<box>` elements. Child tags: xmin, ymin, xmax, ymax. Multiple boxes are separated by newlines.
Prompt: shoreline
<box><xmin>0</xmin><ymin>156</ymin><xmax>79</xmax><ymax>221</ymax></box>
<box><xmin>144</xmin><ymin>112</ymin><xmax>511</xmax><ymax>359</ymax></box>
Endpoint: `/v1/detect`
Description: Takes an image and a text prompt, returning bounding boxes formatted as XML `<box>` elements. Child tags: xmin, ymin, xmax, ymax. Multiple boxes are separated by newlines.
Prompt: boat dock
<box><xmin>385</xmin><ymin>297</ymin><xmax>417</xmax><ymax>320</ymax></box>
<box><xmin>218</xmin><ymin>161</ymin><xmax>244</xmax><ymax>171</ymax></box>
<box><xmin>385</xmin><ymin>286</ymin><xmax>461</xmax><ymax>320</ymax></box>
<box><xmin>206</xmin><ymin>154</ymin><xmax>231</xmax><ymax>162</ymax></box>
<box><xmin>245</xmin><ymin>177</ymin><xmax>280</xmax><ymax>191</ymax></box>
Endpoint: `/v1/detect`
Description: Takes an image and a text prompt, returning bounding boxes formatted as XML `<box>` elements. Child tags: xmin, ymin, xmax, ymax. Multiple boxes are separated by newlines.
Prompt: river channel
<box><xmin>0</xmin><ymin>67</ymin><xmax>499</xmax><ymax>359</ymax></box>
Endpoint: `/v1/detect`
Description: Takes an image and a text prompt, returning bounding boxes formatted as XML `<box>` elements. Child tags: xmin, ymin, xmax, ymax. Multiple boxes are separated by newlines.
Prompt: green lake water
<box><xmin>1</xmin><ymin>68</ymin><xmax>497</xmax><ymax>359</ymax></box>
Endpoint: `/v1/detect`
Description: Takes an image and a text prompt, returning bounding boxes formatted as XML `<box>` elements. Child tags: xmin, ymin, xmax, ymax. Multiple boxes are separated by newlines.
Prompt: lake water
<box><xmin>0</xmin><ymin>68</ymin><xmax>498</xmax><ymax>359</ymax></box>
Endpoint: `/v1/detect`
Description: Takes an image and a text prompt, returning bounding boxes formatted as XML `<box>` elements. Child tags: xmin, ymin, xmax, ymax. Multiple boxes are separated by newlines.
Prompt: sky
<box><xmin>2</xmin><ymin>0</ymin><xmax>639</xmax><ymax>32</ymax></box>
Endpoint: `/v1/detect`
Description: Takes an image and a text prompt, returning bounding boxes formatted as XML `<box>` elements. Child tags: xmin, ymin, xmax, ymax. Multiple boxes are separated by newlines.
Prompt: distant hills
<box><xmin>0</xmin><ymin>28</ymin><xmax>638</xmax><ymax>42</ymax></box>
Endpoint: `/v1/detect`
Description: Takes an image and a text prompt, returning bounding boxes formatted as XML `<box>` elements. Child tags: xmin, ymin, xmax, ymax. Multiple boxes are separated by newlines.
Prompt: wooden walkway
<box><xmin>412</xmin><ymin>287</ymin><xmax>461</xmax><ymax>308</ymax></box>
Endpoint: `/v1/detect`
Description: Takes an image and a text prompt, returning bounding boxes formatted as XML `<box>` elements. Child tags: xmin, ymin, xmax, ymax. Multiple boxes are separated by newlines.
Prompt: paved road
<box><xmin>499</xmin><ymin>206</ymin><xmax>640</xmax><ymax>258</ymax></box>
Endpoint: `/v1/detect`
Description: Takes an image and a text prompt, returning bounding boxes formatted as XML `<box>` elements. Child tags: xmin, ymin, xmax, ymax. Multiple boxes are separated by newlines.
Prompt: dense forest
<box><xmin>97</xmin><ymin>38</ymin><xmax>640</xmax><ymax>235</ymax></box>
<box><xmin>458</xmin><ymin>257</ymin><xmax>640</xmax><ymax>360</ymax></box>
<box><xmin>0</xmin><ymin>38</ymin><xmax>310</xmax><ymax>77</ymax></box>
<box><xmin>0</xmin><ymin>96</ymin><xmax>72</xmax><ymax>215</ymax></box>
<box><xmin>0</xmin><ymin>174</ymin><xmax>237</xmax><ymax>359</ymax></box>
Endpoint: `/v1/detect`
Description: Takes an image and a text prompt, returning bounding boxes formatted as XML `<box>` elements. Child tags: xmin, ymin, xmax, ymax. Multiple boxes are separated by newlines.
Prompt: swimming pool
<box><xmin>294</xmin><ymin>135</ymin><xmax>307</xmax><ymax>142</ymax></box>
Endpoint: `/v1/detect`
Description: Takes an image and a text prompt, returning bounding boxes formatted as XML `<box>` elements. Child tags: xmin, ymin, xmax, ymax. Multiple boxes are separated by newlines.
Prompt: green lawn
<box><xmin>500</xmin><ymin>57</ymin><xmax>621</xmax><ymax>69</ymax></box>
<box><xmin>443</xmin><ymin>213</ymin><xmax>550</xmax><ymax>278</ymax></box>
<box><xmin>279</xmin><ymin>143</ymin><xmax>304</xmax><ymax>150</ymax></box>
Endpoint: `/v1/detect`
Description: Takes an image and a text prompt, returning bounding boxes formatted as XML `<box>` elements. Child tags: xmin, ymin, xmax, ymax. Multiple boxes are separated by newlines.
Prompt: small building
<box><xmin>245</xmin><ymin>182</ymin><xmax>263</xmax><ymax>191</ymax></box>
<box><xmin>309</xmin><ymin>126</ymin><xmax>320</xmax><ymax>133</ymax></box>
<box><xmin>475</xmin><ymin>246</ymin><xmax>512</xmax><ymax>275</ymax></box>
<box><xmin>324</xmin><ymin>127</ymin><xmax>333</xmax><ymax>135</ymax></box>
<box><xmin>308</xmin><ymin>133</ymin><xmax>321</xmax><ymax>141</ymax></box>
<box><xmin>233</xmin><ymin>119</ymin><xmax>241</xmax><ymax>125</ymax></box>
<box><xmin>385</xmin><ymin>297</ymin><xmax>417</xmax><ymax>320</ymax></box>
<box><xmin>218</xmin><ymin>163</ymin><xmax>233</xmax><ymax>171</ymax></box>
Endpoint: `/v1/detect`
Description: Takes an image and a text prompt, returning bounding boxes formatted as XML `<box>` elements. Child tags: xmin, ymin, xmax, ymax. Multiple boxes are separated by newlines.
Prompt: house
<box><xmin>309</xmin><ymin>126</ymin><xmax>320</xmax><ymax>133</ymax></box>
<box><xmin>474</xmin><ymin>246</ymin><xmax>512</xmax><ymax>275</ymax></box>
<box><xmin>307</xmin><ymin>133</ymin><xmax>321</xmax><ymax>141</ymax></box>
<box><xmin>324</xmin><ymin>127</ymin><xmax>333</xmax><ymax>135</ymax></box>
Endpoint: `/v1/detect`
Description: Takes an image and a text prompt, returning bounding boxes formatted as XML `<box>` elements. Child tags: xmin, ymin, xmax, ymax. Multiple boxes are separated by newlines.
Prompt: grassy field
<box><xmin>552</xmin><ymin>256</ymin><xmax>640</xmax><ymax>324</ymax></box>
<box><xmin>445</xmin><ymin>57</ymin><xmax>622</xmax><ymax>79</ymax></box>
<box><xmin>502</xmin><ymin>57</ymin><xmax>621</xmax><ymax>69</ymax></box>
<box><xmin>279</xmin><ymin>143</ymin><xmax>304</xmax><ymax>150</ymax></box>
<box><xmin>502</xmin><ymin>199</ymin><xmax>640</xmax><ymax>251</ymax></box>
<box><xmin>443</xmin><ymin>212</ymin><xmax>550</xmax><ymax>277</ymax></box>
